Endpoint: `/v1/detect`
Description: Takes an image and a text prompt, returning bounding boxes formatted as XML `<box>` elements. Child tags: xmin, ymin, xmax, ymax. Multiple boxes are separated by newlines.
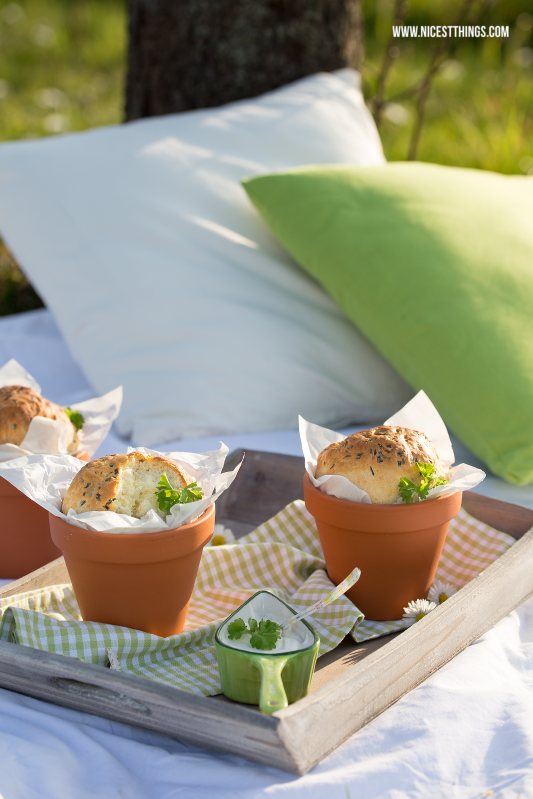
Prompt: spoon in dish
<box><xmin>280</xmin><ymin>566</ymin><xmax>361</xmax><ymax>633</ymax></box>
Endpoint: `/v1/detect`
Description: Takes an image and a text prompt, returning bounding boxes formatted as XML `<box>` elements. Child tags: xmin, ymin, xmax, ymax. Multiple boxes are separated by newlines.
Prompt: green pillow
<box><xmin>243</xmin><ymin>162</ymin><xmax>533</xmax><ymax>485</ymax></box>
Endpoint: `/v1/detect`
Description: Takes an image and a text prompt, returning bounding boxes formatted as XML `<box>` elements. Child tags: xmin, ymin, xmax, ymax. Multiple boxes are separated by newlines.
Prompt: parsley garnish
<box><xmin>227</xmin><ymin>618</ymin><xmax>248</xmax><ymax>639</ymax></box>
<box><xmin>155</xmin><ymin>473</ymin><xmax>204</xmax><ymax>513</ymax></box>
<box><xmin>227</xmin><ymin>617</ymin><xmax>282</xmax><ymax>651</ymax></box>
<box><xmin>64</xmin><ymin>406</ymin><xmax>85</xmax><ymax>431</ymax></box>
<box><xmin>398</xmin><ymin>462</ymin><xmax>449</xmax><ymax>504</ymax></box>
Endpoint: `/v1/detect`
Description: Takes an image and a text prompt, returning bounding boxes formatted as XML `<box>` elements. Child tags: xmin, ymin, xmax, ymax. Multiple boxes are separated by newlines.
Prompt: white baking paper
<box><xmin>0</xmin><ymin>359</ymin><xmax>122</xmax><ymax>461</ymax></box>
<box><xmin>300</xmin><ymin>390</ymin><xmax>485</xmax><ymax>504</ymax></box>
<box><xmin>0</xmin><ymin>444</ymin><xmax>241</xmax><ymax>533</ymax></box>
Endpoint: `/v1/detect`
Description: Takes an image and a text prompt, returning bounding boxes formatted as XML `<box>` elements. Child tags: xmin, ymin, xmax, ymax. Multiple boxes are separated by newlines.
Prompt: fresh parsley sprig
<box><xmin>155</xmin><ymin>473</ymin><xmax>204</xmax><ymax>514</ymax></box>
<box><xmin>227</xmin><ymin>617</ymin><xmax>282</xmax><ymax>651</ymax></box>
<box><xmin>398</xmin><ymin>462</ymin><xmax>449</xmax><ymax>504</ymax></box>
<box><xmin>64</xmin><ymin>406</ymin><xmax>85</xmax><ymax>431</ymax></box>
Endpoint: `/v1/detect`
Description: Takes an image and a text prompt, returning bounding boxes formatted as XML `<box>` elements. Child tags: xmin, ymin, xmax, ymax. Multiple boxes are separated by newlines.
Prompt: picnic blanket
<box><xmin>0</xmin><ymin>500</ymin><xmax>515</xmax><ymax>695</ymax></box>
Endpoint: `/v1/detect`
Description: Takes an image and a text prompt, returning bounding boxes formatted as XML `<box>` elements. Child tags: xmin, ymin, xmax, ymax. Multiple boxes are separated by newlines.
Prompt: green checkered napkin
<box><xmin>0</xmin><ymin>500</ymin><xmax>515</xmax><ymax>695</ymax></box>
<box><xmin>0</xmin><ymin>502</ymin><xmax>360</xmax><ymax>696</ymax></box>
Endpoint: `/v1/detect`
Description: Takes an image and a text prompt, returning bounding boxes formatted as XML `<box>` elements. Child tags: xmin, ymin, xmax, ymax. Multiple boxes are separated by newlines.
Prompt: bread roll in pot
<box><xmin>62</xmin><ymin>451</ymin><xmax>192</xmax><ymax>518</ymax></box>
<box><xmin>315</xmin><ymin>425</ymin><xmax>445</xmax><ymax>504</ymax></box>
<box><xmin>0</xmin><ymin>385</ymin><xmax>80</xmax><ymax>453</ymax></box>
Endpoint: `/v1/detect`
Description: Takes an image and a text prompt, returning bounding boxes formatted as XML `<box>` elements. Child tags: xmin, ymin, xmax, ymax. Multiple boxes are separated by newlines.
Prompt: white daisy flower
<box><xmin>206</xmin><ymin>523</ymin><xmax>236</xmax><ymax>547</ymax></box>
<box><xmin>428</xmin><ymin>580</ymin><xmax>458</xmax><ymax>605</ymax></box>
<box><xmin>106</xmin><ymin>648</ymin><xmax>122</xmax><ymax>671</ymax></box>
<box><xmin>402</xmin><ymin>598</ymin><xmax>437</xmax><ymax>625</ymax></box>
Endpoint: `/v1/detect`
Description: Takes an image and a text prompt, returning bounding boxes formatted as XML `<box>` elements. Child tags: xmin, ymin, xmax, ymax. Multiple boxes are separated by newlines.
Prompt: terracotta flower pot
<box><xmin>49</xmin><ymin>504</ymin><xmax>215</xmax><ymax>636</ymax></box>
<box><xmin>303</xmin><ymin>473</ymin><xmax>462</xmax><ymax>620</ymax></box>
<box><xmin>0</xmin><ymin>477</ymin><xmax>62</xmax><ymax>578</ymax></box>
<box><xmin>0</xmin><ymin>452</ymin><xmax>91</xmax><ymax>579</ymax></box>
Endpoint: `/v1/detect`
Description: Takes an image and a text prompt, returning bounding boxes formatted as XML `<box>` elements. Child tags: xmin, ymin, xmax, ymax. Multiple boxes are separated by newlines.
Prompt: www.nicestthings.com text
<box><xmin>392</xmin><ymin>25</ymin><xmax>509</xmax><ymax>38</ymax></box>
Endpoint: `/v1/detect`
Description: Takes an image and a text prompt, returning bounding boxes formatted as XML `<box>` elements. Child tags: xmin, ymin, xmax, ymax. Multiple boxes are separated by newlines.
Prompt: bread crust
<box><xmin>62</xmin><ymin>451</ymin><xmax>191</xmax><ymax>517</ymax></box>
<box><xmin>0</xmin><ymin>385</ymin><xmax>79</xmax><ymax>452</ymax></box>
<box><xmin>315</xmin><ymin>425</ymin><xmax>445</xmax><ymax>505</ymax></box>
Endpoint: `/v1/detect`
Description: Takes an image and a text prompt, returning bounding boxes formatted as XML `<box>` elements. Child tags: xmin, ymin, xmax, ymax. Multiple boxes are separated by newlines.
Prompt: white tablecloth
<box><xmin>0</xmin><ymin>308</ymin><xmax>532</xmax><ymax>797</ymax></box>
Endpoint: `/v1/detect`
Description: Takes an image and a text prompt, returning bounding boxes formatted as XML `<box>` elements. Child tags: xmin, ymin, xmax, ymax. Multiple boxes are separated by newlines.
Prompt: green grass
<box><xmin>362</xmin><ymin>1</ymin><xmax>533</xmax><ymax>173</ymax></box>
<box><xmin>0</xmin><ymin>0</ymin><xmax>532</xmax><ymax>314</ymax></box>
<box><xmin>0</xmin><ymin>0</ymin><xmax>125</xmax><ymax>313</ymax></box>
<box><xmin>363</xmin><ymin>44</ymin><xmax>533</xmax><ymax>175</ymax></box>
<box><xmin>0</xmin><ymin>0</ymin><xmax>125</xmax><ymax>141</ymax></box>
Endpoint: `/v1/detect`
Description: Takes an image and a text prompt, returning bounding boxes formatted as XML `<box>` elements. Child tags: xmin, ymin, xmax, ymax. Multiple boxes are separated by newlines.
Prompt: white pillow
<box><xmin>0</xmin><ymin>69</ymin><xmax>413</xmax><ymax>446</ymax></box>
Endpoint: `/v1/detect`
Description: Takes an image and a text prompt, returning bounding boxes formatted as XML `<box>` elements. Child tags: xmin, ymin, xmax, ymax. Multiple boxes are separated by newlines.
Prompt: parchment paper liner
<box><xmin>0</xmin><ymin>444</ymin><xmax>241</xmax><ymax>532</ymax></box>
<box><xmin>0</xmin><ymin>359</ymin><xmax>122</xmax><ymax>461</ymax></box>
<box><xmin>300</xmin><ymin>390</ymin><xmax>485</xmax><ymax>504</ymax></box>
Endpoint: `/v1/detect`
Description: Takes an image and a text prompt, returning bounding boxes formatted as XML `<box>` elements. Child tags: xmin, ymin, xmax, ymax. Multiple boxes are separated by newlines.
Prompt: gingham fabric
<box><xmin>0</xmin><ymin>501</ymin><xmax>515</xmax><ymax>693</ymax></box>
<box><xmin>0</xmin><ymin>501</ymin><xmax>362</xmax><ymax>696</ymax></box>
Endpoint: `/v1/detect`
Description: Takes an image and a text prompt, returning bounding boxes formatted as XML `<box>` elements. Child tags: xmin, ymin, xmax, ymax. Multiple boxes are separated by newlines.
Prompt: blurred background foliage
<box><xmin>0</xmin><ymin>0</ymin><xmax>531</xmax><ymax>315</ymax></box>
<box><xmin>0</xmin><ymin>0</ymin><xmax>125</xmax><ymax>314</ymax></box>
<box><xmin>363</xmin><ymin>0</ymin><xmax>533</xmax><ymax>172</ymax></box>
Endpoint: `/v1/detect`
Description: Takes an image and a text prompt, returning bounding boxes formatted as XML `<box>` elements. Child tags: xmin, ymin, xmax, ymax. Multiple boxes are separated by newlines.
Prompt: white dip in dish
<box><xmin>218</xmin><ymin>592</ymin><xmax>315</xmax><ymax>653</ymax></box>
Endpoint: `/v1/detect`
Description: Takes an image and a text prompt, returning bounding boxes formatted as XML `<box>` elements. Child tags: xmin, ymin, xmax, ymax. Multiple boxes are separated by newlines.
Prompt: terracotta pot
<box><xmin>49</xmin><ymin>504</ymin><xmax>215</xmax><ymax>636</ymax></box>
<box><xmin>0</xmin><ymin>452</ymin><xmax>92</xmax><ymax>579</ymax></box>
<box><xmin>303</xmin><ymin>473</ymin><xmax>462</xmax><ymax>620</ymax></box>
<box><xmin>0</xmin><ymin>476</ymin><xmax>62</xmax><ymax>578</ymax></box>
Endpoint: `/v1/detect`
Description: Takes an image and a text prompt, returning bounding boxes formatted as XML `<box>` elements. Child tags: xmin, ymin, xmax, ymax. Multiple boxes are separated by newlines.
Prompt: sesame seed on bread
<box><xmin>0</xmin><ymin>385</ymin><xmax>80</xmax><ymax>453</ymax></box>
<box><xmin>62</xmin><ymin>451</ymin><xmax>192</xmax><ymax>518</ymax></box>
<box><xmin>315</xmin><ymin>426</ymin><xmax>445</xmax><ymax>504</ymax></box>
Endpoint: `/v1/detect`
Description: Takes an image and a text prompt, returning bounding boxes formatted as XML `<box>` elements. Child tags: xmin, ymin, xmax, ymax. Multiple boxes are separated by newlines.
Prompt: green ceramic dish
<box><xmin>215</xmin><ymin>590</ymin><xmax>320</xmax><ymax>715</ymax></box>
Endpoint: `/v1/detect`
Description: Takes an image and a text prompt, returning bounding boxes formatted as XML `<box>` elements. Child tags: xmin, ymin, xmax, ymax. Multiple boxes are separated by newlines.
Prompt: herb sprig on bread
<box><xmin>64</xmin><ymin>406</ymin><xmax>85</xmax><ymax>431</ymax></box>
<box><xmin>398</xmin><ymin>462</ymin><xmax>449</xmax><ymax>504</ymax></box>
<box><xmin>155</xmin><ymin>473</ymin><xmax>204</xmax><ymax>514</ymax></box>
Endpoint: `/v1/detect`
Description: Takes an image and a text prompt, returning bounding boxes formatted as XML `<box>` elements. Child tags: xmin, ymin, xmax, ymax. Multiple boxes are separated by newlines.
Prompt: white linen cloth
<box><xmin>0</xmin><ymin>307</ymin><xmax>532</xmax><ymax>797</ymax></box>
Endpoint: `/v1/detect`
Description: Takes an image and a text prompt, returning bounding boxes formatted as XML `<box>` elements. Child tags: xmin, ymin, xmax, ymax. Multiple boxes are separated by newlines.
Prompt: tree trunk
<box><xmin>125</xmin><ymin>0</ymin><xmax>364</xmax><ymax>121</ymax></box>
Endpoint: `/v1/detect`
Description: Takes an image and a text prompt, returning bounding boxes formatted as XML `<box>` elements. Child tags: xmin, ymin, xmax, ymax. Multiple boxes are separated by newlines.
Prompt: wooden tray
<box><xmin>1</xmin><ymin>449</ymin><xmax>532</xmax><ymax>775</ymax></box>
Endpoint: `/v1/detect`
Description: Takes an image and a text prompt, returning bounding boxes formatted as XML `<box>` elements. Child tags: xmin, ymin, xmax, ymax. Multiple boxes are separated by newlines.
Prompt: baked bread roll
<box><xmin>62</xmin><ymin>451</ymin><xmax>192</xmax><ymax>518</ymax></box>
<box><xmin>315</xmin><ymin>426</ymin><xmax>446</xmax><ymax>505</ymax></box>
<box><xmin>0</xmin><ymin>385</ymin><xmax>80</xmax><ymax>453</ymax></box>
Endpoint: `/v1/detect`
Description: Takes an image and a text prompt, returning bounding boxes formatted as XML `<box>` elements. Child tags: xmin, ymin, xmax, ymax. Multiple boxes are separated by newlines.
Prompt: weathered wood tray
<box><xmin>1</xmin><ymin>449</ymin><xmax>532</xmax><ymax>775</ymax></box>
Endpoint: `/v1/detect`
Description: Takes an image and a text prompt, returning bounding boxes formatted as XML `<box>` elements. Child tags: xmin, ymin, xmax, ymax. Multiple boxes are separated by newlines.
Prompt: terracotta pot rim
<box><xmin>49</xmin><ymin>504</ymin><xmax>215</xmax><ymax>564</ymax></box>
<box><xmin>303</xmin><ymin>472</ymin><xmax>459</xmax><ymax>512</ymax></box>
<box><xmin>51</xmin><ymin>503</ymin><xmax>214</xmax><ymax>542</ymax></box>
<box><xmin>303</xmin><ymin>473</ymin><xmax>462</xmax><ymax>534</ymax></box>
